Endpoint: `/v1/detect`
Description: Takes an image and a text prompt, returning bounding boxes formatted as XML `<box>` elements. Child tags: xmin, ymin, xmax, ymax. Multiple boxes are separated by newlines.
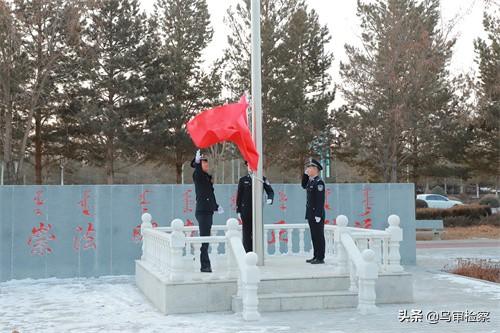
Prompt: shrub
<box><xmin>479</xmin><ymin>195</ymin><xmax>500</xmax><ymax>208</ymax></box>
<box><xmin>416</xmin><ymin>205</ymin><xmax>491</xmax><ymax>220</ymax></box>
<box><xmin>416</xmin><ymin>199</ymin><xmax>428</xmax><ymax>208</ymax></box>
<box><xmin>443</xmin><ymin>216</ymin><xmax>476</xmax><ymax>227</ymax></box>
<box><xmin>478</xmin><ymin>214</ymin><xmax>500</xmax><ymax>227</ymax></box>
<box><xmin>431</xmin><ymin>185</ymin><xmax>446</xmax><ymax>196</ymax></box>
<box><xmin>443</xmin><ymin>212</ymin><xmax>499</xmax><ymax>227</ymax></box>
<box><xmin>445</xmin><ymin>258</ymin><xmax>500</xmax><ymax>283</ymax></box>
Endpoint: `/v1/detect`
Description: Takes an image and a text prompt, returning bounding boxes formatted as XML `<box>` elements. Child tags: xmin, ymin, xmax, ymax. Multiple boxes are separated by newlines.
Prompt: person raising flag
<box><xmin>191</xmin><ymin>149</ymin><xmax>224</xmax><ymax>273</ymax></box>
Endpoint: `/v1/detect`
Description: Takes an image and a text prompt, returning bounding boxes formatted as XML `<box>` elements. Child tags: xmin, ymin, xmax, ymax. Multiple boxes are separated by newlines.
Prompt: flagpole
<box><xmin>251</xmin><ymin>0</ymin><xmax>264</xmax><ymax>266</ymax></box>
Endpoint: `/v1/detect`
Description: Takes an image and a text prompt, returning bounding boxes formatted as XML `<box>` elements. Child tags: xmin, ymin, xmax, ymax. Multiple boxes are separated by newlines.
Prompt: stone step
<box><xmin>258</xmin><ymin>275</ymin><xmax>351</xmax><ymax>294</ymax></box>
<box><xmin>232</xmin><ymin>290</ymin><xmax>358</xmax><ymax>313</ymax></box>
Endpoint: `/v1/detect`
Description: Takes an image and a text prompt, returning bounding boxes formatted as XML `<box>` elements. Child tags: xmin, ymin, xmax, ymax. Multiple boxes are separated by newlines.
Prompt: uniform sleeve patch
<box><xmin>317</xmin><ymin>184</ymin><xmax>324</xmax><ymax>191</ymax></box>
<box><xmin>265</xmin><ymin>179</ymin><xmax>270</xmax><ymax>185</ymax></box>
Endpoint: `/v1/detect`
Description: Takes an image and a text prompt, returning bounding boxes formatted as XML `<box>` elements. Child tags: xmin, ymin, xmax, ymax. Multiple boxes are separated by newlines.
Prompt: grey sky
<box><xmin>140</xmin><ymin>0</ymin><xmax>486</xmax><ymax>106</ymax></box>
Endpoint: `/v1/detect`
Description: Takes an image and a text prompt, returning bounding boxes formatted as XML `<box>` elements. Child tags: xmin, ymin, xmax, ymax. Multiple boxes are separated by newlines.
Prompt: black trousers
<box><xmin>308</xmin><ymin>218</ymin><xmax>325</xmax><ymax>260</ymax></box>
<box><xmin>195</xmin><ymin>212</ymin><xmax>213</xmax><ymax>269</ymax></box>
<box><xmin>241</xmin><ymin>211</ymin><xmax>253</xmax><ymax>252</ymax></box>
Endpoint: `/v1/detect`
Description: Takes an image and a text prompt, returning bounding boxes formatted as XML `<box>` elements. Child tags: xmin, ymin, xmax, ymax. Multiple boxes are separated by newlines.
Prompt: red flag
<box><xmin>186</xmin><ymin>96</ymin><xmax>259</xmax><ymax>171</ymax></box>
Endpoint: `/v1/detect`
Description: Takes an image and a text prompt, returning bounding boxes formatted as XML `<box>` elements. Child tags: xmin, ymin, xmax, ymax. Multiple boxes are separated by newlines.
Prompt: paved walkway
<box><xmin>417</xmin><ymin>239</ymin><xmax>500</xmax><ymax>271</ymax></box>
<box><xmin>417</xmin><ymin>239</ymin><xmax>500</xmax><ymax>249</ymax></box>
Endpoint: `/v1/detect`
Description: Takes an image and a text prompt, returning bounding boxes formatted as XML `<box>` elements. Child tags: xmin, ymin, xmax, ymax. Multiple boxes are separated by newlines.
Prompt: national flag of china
<box><xmin>186</xmin><ymin>96</ymin><xmax>259</xmax><ymax>171</ymax></box>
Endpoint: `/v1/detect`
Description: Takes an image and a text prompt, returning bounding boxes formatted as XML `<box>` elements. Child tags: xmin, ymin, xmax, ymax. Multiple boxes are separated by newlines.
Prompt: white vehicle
<box><xmin>417</xmin><ymin>194</ymin><xmax>463</xmax><ymax>209</ymax></box>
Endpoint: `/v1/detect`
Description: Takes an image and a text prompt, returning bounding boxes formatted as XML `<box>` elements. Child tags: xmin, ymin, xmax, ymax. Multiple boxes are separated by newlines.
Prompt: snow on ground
<box><xmin>1</xmin><ymin>243</ymin><xmax>499</xmax><ymax>333</ymax></box>
<box><xmin>434</xmin><ymin>274</ymin><xmax>500</xmax><ymax>300</ymax></box>
<box><xmin>1</xmin><ymin>269</ymin><xmax>499</xmax><ymax>333</ymax></box>
<box><xmin>417</xmin><ymin>241</ymin><xmax>500</xmax><ymax>270</ymax></box>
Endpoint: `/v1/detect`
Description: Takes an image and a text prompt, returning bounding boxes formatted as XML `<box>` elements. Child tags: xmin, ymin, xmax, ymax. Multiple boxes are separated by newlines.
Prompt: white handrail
<box><xmin>150</xmin><ymin>220</ymin><xmax>400</xmax><ymax>271</ymax></box>
<box><xmin>230</xmin><ymin>237</ymin><xmax>247</xmax><ymax>273</ymax></box>
<box><xmin>336</xmin><ymin>215</ymin><xmax>379</xmax><ymax>314</ymax></box>
<box><xmin>225</xmin><ymin>218</ymin><xmax>260</xmax><ymax>321</ymax></box>
<box><xmin>340</xmin><ymin>233</ymin><xmax>363</xmax><ymax>270</ymax></box>
<box><xmin>158</xmin><ymin>222</ymin><xmax>389</xmax><ymax>236</ymax></box>
<box><xmin>185</xmin><ymin>235</ymin><xmax>227</xmax><ymax>243</ymax></box>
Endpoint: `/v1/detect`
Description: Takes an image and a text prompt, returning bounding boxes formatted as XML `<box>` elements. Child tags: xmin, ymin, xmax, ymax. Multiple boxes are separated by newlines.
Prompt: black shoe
<box><xmin>306</xmin><ymin>257</ymin><xmax>316</xmax><ymax>263</ymax></box>
<box><xmin>310</xmin><ymin>259</ymin><xmax>325</xmax><ymax>264</ymax></box>
<box><xmin>200</xmin><ymin>267</ymin><xmax>212</xmax><ymax>273</ymax></box>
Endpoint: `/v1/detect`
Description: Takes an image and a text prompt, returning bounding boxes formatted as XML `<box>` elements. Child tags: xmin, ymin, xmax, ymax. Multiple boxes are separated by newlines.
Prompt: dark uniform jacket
<box><xmin>301</xmin><ymin>174</ymin><xmax>325</xmax><ymax>220</ymax></box>
<box><xmin>236</xmin><ymin>174</ymin><xmax>274</xmax><ymax>215</ymax></box>
<box><xmin>192</xmin><ymin>160</ymin><xmax>219</xmax><ymax>214</ymax></box>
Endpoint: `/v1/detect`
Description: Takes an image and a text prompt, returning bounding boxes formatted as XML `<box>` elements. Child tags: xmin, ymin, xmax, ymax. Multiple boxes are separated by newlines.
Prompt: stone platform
<box><xmin>135</xmin><ymin>255</ymin><xmax>413</xmax><ymax>315</ymax></box>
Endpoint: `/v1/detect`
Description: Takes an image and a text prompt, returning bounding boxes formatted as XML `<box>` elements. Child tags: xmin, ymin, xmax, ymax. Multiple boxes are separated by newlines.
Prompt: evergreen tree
<box><xmin>335</xmin><ymin>0</ymin><xmax>455</xmax><ymax>182</ymax></box>
<box><xmin>0</xmin><ymin>0</ymin><xmax>29</xmax><ymax>184</ymax></box>
<box><xmin>0</xmin><ymin>0</ymin><xmax>79</xmax><ymax>184</ymax></box>
<box><xmin>64</xmin><ymin>0</ymin><xmax>148</xmax><ymax>184</ymax></box>
<box><xmin>144</xmin><ymin>0</ymin><xmax>219</xmax><ymax>183</ymax></box>
<box><xmin>224</xmin><ymin>0</ymin><xmax>334</xmax><ymax>172</ymax></box>
<box><xmin>467</xmin><ymin>6</ymin><xmax>500</xmax><ymax>190</ymax></box>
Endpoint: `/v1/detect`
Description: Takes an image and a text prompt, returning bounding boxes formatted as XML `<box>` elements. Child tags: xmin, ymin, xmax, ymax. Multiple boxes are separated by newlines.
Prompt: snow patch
<box><xmin>435</xmin><ymin>273</ymin><xmax>500</xmax><ymax>300</ymax></box>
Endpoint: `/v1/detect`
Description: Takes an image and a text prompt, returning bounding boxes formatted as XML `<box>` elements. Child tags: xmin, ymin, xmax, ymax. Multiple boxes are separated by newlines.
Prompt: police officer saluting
<box><xmin>192</xmin><ymin>149</ymin><xmax>224</xmax><ymax>273</ymax></box>
<box><xmin>236</xmin><ymin>161</ymin><xmax>274</xmax><ymax>252</ymax></box>
<box><xmin>301</xmin><ymin>158</ymin><xmax>326</xmax><ymax>264</ymax></box>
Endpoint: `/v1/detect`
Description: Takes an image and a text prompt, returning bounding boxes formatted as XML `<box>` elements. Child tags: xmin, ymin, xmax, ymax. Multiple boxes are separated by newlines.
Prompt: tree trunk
<box><xmin>35</xmin><ymin>110</ymin><xmax>42</xmax><ymax>184</ymax></box>
<box><xmin>496</xmin><ymin>175</ymin><xmax>499</xmax><ymax>198</ymax></box>
<box><xmin>174</xmin><ymin>149</ymin><xmax>183</xmax><ymax>184</ymax></box>
<box><xmin>105</xmin><ymin>139</ymin><xmax>114</xmax><ymax>184</ymax></box>
<box><xmin>390</xmin><ymin>158</ymin><xmax>398</xmax><ymax>183</ymax></box>
<box><xmin>2</xmin><ymin>99</ymin><xmax>13</xmax><ymax>184</ymax></box>
<box><xmin>175</xmin><ymin>153</ymin><xmax>184</xmax><ymax>184</ymax></box>
<box><xmin>221</xmin><ymin>160</ymin><xmax>225</xmax><ymax>184</ymax></box>
<box><xmin>410</xmin><ymin>161</ymin><xmax>419</xmax><ymax>185</ymax></box>
<box><xmin>175</xmin><ymin>162</ymin><xmax>182</xmax><ymax>184</ymax></box>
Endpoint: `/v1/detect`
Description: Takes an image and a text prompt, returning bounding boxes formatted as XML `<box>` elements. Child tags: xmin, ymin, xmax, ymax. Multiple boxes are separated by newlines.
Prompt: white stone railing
<box><xmin>262</xmin><ymin>219</ymin><xmax>403</xmax><ymax>276</ymax></box>
<box><xmin>147</xmin><ymin>213</ymin><xmax>404</xmax><ymax>274</ymax></box>
<box><xmin>140</xmin><ymin>213</ymin><xmax>260</xmax><ymax>321</ymax></box>
<box><xmin>330</xmin><ymin>214</ymin><xmax>404</xmax><ymax>314</ymax></box>
<box><xmin>226</xmin><ymin>218</ymin><xmax>260</xmax><ymax>321</ymax></box>
<box><xmin>141</xmin><ymin>213</ymin><xmax>231</xmax><ymax>281</ymax></box>
<box><xmin>140</xmin><ymin>213</ymin><xmax>187</xmax><ymax>281</ymax></box>
<box><xmin>140</xmin><ymin>213</ymin><xmax>404</xmax><ymax>315</ymax></box>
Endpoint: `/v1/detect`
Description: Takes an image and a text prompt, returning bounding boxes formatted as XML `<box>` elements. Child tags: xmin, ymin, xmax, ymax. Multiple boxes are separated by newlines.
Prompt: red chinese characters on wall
<box><xmin>230</xmin><ymin>191</ymin><xmax>243</xmax><ymax>225</ymax></box>
<box><xmin>278</xmin><ymin>191</ymin><xmax>287</xmax><ymax>212</ymax></box>
<box><xmin>79</xmin><ymin>190</ymin><xmax>93</xmax><ymax>217</ymax></box>
<box><xmin>27</xmin><ymin>222</ymin><xmax>56</xmax><ymax>256</ymax></box>
<box><xmin>73</xmin><ymin>222</ymin><xmax>96</xmax><ymax>251</ymax></box>
<box><xmin>33</xmin><ymin>190</ymin><xmax>44</xmax><ymax>217</ymax></box>
<box><xmin>324</xmin><ymin>188</ymin><xmax>334</xmax><ymax>225</ymax></box>
<box><xmin>139</xmin><ymin>189</ymin><xmax>152</xmax><ymax>211</ymax></box>
<box><xmin>183</xmin><ymin>189</ymin><xmax>194</xmax><ymax>214</ymax></box>
<box><xmin>268</xmin><ymin>191</ymin><xmax>288</xmax><ymax>244</ymax></box>
<box><xmin>28</xmin><ymin>190</ymin><xmax>56</xmax><ymax>255</ymax></box>
<box><xmin>132</xmin><ymin>189</ymin><xmax>158</xmax><ymax>243</ymax></box>
<box><xmin>230</xmin><ymin>191</ymin><xmax>237</xmax><ymax>212</ymax></box>
<box><xmin>74</xmin><ymin>190</ymin><xmax>97</xmax><ymax>251</ymax></box>
<box><xmin>355</xmin><ymin>187</ymin><xmax>373</xmax><ymax>229</ymax></box>
<box><xmin>267</xmin><ymin>220</ymin><xmax>288</xmax><ymax>244</ymax></box>
<box><xmin>184</xmin><ymin>219</ymin><xmax>197</xmax><ymax>236</ymax></box>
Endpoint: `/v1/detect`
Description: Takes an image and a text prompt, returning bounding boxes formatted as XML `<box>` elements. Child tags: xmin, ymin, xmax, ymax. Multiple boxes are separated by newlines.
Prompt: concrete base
<box><xmin>136</xmin><ymin>256</ymin><xmax>413</xmax><ymax>315</ymax></box>
<box><xmin>136</xmin><ymin>260</ymin><xmax>237</xmax><ymax>314</ymax></box>
<box><xmin>232</xmin><ymin>291</ymin><xmax>358</xmax><ymax>312</ymax></box>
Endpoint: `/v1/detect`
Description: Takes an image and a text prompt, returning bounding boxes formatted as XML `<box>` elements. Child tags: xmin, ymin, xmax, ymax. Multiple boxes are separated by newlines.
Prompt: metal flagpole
<box><xmin>251</xmin><ymin>0</ymin><xmax>264</xmax><ymax>266</ymax></box>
